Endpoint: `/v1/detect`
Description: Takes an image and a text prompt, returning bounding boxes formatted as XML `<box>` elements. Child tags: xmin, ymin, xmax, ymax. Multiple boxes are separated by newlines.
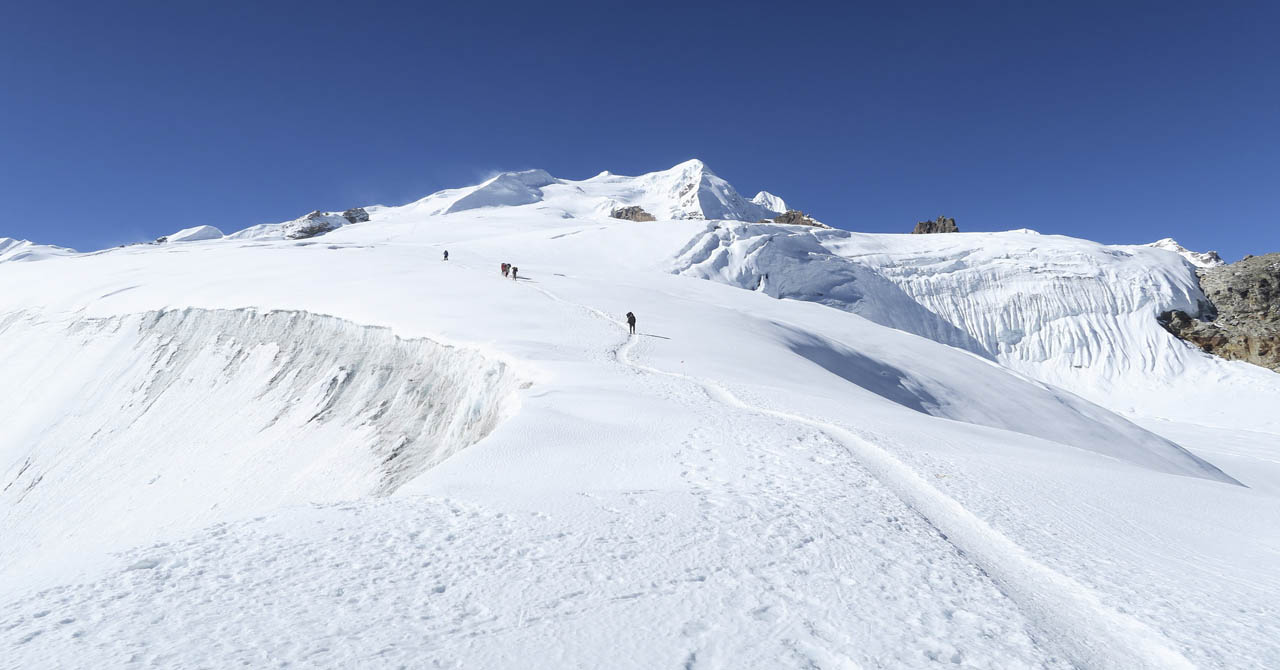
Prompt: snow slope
<box><xmin>0</xmin><ymin>238</ymin><xmax>76</xmax><ymax>264</ymax></box>
<box><xmin>162</xmin><ymin>224</ymin><xmax>224</xmax><ymax>242</ymax></box>
<box><xmin>1</xmin><ymin>161</ymin><xmax>1278</xmax><ymax>669</ymax></box>
<box><xmin>672</xmin><ymin>221</ymin><xmax>1280</xmax><ymax>432</ymax></box>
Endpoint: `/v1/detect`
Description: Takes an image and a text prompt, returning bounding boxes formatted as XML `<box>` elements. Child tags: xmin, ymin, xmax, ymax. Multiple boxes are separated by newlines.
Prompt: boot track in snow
<box><xmin>529</xmin><ymin>281</ymin><xmax>1195</xmax><ymax>670</ymax></box>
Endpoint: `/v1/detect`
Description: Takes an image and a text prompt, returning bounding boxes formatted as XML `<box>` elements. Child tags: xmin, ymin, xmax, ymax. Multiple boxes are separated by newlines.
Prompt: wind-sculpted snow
<box><xmin>0</xmin><ymin>308</ymin><xmax>519</xmax><ymax>572</ymax></box>
<box><xmin>0</xmin><ymin>238</ymin><xmax>76</xmax><ymax>263</ymax></box>
<box><xmin>671</xmin><ymin>222</ymin><xmax>990</xmax><ymax>355</ymax></box>
<box><xmin>444</xmin><ymin>169</ymin><xmax>559</xmax><ymax>214</ymax></box>
<box><xmin>667</xmin><ymin>224</ymin><xmax>1236</xmax><ymax>483</ymax></box>
<box><xmin>674</xmin><ymin>222</ymin><xmax>1280</xmax><ymax>432</ymax></box>
<box><xmin>833</xmin><ymin>232</ymin><xmax>1280</xmax><ymax>429</ymax></box>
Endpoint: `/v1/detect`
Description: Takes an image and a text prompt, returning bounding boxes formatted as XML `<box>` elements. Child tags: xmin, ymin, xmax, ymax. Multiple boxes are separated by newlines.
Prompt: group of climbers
<box><xmin>445</xmin><ymin>251</ymin><xmax>636</xmax><ymax>335</ymax></box>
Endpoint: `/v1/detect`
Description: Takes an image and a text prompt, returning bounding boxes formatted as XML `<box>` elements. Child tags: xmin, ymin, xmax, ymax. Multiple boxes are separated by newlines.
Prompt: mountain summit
<box><xmin>402</xmin><ymin>159</ymin><xmax>789</xmax><ymax>223</ymax></box>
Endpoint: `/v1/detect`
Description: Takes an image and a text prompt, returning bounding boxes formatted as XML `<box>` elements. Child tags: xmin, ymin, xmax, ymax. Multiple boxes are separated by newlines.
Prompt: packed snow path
<box><xmin>535</xmin><ymin>281</ymin><xmax>1195</xmax><ymax>670</ymax></box>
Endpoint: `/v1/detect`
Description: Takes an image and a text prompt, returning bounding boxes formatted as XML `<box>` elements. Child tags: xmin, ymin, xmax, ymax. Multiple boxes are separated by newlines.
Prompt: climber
<box><xmin>511</xmin><ymin>266</ymin><xmax>519</xmax><ymax>280</ymax></box>
<box><xmin>443</xmin><ymin>250</ymin><xmax>449</xmax><ymax>261</ymax></box>
<box><xmin>626</xmin><ymin>311</ymin><xmax>636</xmax><ymax>335</ymax></box>
<box><xmin>501</xmin><ymin>263</ymin><xmax>509</xmax><ymax>277</ymax></box>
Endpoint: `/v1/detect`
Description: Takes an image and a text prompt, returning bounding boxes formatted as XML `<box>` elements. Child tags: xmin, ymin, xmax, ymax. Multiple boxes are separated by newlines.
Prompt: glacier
<box><xmin>1</xmin><ymin>160</ymin><xmax>1277</xmax><ymax>669</ymax></box>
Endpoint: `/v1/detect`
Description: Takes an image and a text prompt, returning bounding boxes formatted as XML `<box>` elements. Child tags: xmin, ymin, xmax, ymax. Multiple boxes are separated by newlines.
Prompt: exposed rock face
<box><xmin>610</xmin><ymin>206</ymin><xmax>656</xmax><ymax>222</ymax></box>
<box><xmin>911</xmin><ymin>216</ymin><xmax>959</xmax><ymax>234</ymax></box>
<box><xmin>282</xmin><ymin>211</ymin><xmax>348</xmax><ymax>240</ymax></box>
<box><xmin>760</xmin><ymin>209</ymin><xmax>829</xmax><ymax>228</ymax></box>
<box><xmin>1159</xmin><ymin>252</ymin><xmax>1280</xmax><ymax>372</ymax></box>
<box><xmin>341</xmin><ymin>207</ymin><xmax>370</xmax><ymax>224</ymax></box>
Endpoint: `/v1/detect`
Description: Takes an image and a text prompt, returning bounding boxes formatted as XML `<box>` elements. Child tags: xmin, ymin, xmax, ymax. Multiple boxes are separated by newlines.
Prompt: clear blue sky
<box><xmin>3</xmin><ymin>1</ymin><xmax>1277</xmax><ymax>260</ymax></box>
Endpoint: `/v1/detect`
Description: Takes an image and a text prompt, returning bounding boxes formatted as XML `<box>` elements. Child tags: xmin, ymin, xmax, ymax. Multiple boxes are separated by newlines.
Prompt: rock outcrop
<box><xmin>282</xmin><ymin>211</ymin><xmax>349</xmax><ymax>240</ymax></box>
<box><xmin>341</xmin><ymin>207</ymin><xmax>370</xmax><ymax>224</ymax></box>
<box><xmin>911</xmin><ymin>216</ymin><xmax>959</xmax><ymax>234</ymax></box>
<box><xmin>760</xmin><ymin>209</ymin><xmax>829</xmax><ymax>228</ymax></box>
<box><xmin>610</xmin><ymin>206</ymin><xmax>656</xmax><ymax>222</ymax></box>
<box><xmin>1159</xmin><ymin>252</ymin><xmax>1280</xmax><ymax>372</ymax></box>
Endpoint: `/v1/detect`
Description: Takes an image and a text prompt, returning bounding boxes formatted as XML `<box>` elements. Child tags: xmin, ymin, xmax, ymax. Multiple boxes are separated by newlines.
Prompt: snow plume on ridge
<box><xmin>0</xmin><ymin>308</ymin><xmax>521</xmax><ymax>573</ymax></box>
<box><xmin>444</xmin><ymin>169</ymin><xmax>559</xmax><ymax>214</ymax></box>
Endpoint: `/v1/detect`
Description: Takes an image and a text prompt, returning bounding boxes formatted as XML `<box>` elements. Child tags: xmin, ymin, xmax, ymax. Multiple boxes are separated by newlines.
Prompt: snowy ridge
<box><xmin>1146</xmin><ymin>237</ymin><xmax>1226</xmax><ymax>268</ymax></box>
<box><xmin>672</xmin><ymin>222</ymin><xmax>990</xmax><ymax>354</ymax></box>
<box><xmin>399</xmin><ymin>159</ymin><xmax>786</xmax><ymax>222</ymax></box>
<box><xmin>0</xmin><ymin>237</ymin><xmax>76</xmax><ymax>264</ymax></box>
<box><xmin>674</xmin><ymin>221</ymin><xmax>1280</xmax><ymax>431</ymax></box>
<box><xmin>751</xmin><ymin>190</ymin><xmax>787</xmax><ymax>214</ymax></box>
<box><xmin>0</xmin><ymin>308</ymin><xmax>518</xmax><ymax>574</ymax></box>
<box><xmin>161</xmin><ymin>225</ymin><xmax>224</xmax><ymax>242</ymax></box>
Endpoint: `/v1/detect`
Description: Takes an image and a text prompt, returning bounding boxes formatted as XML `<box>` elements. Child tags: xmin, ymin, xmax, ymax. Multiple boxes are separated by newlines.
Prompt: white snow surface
<box><xmin>0</xmin><ymin>238</ymin><xmax>76</xmax><ymax>264</ymax></box>
<box><xmin>163</xmin><ymin>224</ymin><xmax>224</xmax><ymax>242</ymax></box>
<box><xmin>1</xmin><ymin>162</ymin><xmax>1278</xmax><ymax>669</ymax></box>
<box><xmin>399</xmin><ymin>159</ymin><xmax>786</xmax><ymax>222</ymax></box>
<box><xmin>1146</xmin><ymin>237</ymin><xmax>1227</xmax><ymax>268</ymax></box>
<box><xmin>751</xmin><ymin>190</ymin><xmax>788</xmax><ymax>214</ymax></box>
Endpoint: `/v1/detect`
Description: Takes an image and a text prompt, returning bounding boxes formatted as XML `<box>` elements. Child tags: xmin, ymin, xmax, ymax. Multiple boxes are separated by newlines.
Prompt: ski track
<box><xmin>530</xmin><ymin>281</ymin><xmax>1196</xmax><ymax>670</ymax></box>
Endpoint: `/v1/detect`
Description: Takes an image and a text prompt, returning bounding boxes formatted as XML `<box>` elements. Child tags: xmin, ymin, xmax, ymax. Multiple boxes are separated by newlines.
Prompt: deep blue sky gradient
<box><xmin>3</xmin><ymin>1</ymin><xmax>1277</xmax><ymax>260</ymax></box>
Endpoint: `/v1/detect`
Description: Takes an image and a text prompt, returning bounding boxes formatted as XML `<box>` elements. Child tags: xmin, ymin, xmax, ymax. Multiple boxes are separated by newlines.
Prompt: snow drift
<box><xmin>673</xmin><ymin>221</ymin><xmax>1280</xmax><ymax>433</ymax></box>
<box><xmin>0</xmin><ymin>238</ymin><xmax>76</xmax><ymax>264</ymax></box>
<box><xmin>0</xmin><ymin>308</ymin><xmax>519</xmax><ymax>573</ymax></box>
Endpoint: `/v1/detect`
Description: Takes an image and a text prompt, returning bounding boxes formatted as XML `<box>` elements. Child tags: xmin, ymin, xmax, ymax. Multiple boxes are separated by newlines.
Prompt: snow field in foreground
<box><xmin>2</xmin><ymin>393</ymin><xmax>1068</xmax><ymax>669</ymax></box>
<box><xmin>1</xmin><ymin>186</ymin><xmax>1277</xmax><ymax>668</ymax></box>
<box><xmin>0</xmin><ymin>308</ymin><xmax>518</xmax><ymax>575</ymax></box>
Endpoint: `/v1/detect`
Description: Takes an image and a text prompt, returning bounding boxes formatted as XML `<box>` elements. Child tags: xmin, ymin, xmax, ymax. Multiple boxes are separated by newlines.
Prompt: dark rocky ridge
<box><xmin>610</xmin><ymin>206</ymin><xmax>657</xmax><ymax>222</ymax></box>
<box><xmin>341</xmin><ymin>207</ymin><xmax>370</xmax><ymax>224</ymax></box>
<box><xmin>1159</xmin><ymin>252</ymin><xmax>1280</xmax><ymax>372</ymax></box>
<box><xmin>912</xmin><ymin>216</ymin><xmax>958</xmax><ymax>234</ymax></box>
<box><xmin>759</xmin><ymin>209</ymin><xmax>829</xmax><ymax>228</ymax></box>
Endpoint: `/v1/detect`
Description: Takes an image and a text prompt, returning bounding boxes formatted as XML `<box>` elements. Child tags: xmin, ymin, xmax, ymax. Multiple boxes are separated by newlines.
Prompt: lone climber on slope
<box><xmin>626</xmin><ymin>311</ymin><xmax>636</xmax><ymax>335</ymax></box>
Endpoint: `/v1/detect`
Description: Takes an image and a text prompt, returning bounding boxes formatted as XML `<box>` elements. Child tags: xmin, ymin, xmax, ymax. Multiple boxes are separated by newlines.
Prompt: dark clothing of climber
<box><xmin>626</xmin><ymin>312</ymin><xmax>636</xmax><ymax>335</ymax></box>
<box><xmin>443</xmin><ymin>250</ymin><xmax>449</xmax><ymax>261</ymax></box>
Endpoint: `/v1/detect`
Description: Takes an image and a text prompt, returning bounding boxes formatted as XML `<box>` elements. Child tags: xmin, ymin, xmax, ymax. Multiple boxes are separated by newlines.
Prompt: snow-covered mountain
<box><xmin>401</xmin><ymin>159</ymin><xmax>787</xmax><ymax>222</ymax></box>
<box><xmin>0</xmin><ymin>237</ymin><xmax>76</xmax><ymax>263</ymax></box>
<box><xmin>160</xmin><ymin>225</ymin><xmax>224</xmax><ymax>243</ymax></box>
<box><xmin>1146</xmin><ymin>237</ymin><xmax>1226</xmax><ymax>268</ymax></box>
<box><xmin>2</xmin><ymin>161</ymin><xmax>1278</xmax><ymax>669</ymax></box>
